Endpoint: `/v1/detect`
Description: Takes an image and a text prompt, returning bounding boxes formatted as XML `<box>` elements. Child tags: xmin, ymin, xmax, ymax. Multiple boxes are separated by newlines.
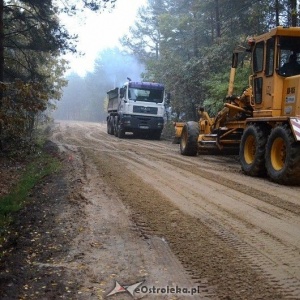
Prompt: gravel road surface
<box><xmin>1</xmin><ymin>120</ymin><xmax>300</xmax><ymax>299</ymax></box>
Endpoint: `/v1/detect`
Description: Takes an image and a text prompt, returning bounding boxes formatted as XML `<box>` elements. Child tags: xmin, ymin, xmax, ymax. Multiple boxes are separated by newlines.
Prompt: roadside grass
<box><xmin>0</xmin><ymin>149</ymin><xmax>61</xmax><ymax>253</ymax></box>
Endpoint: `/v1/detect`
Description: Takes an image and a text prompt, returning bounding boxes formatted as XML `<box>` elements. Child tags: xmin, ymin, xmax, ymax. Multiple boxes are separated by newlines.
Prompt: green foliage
<box><xmin>0</xmin><ymin>79</ymin><xmax>64</xmax><ymax>151</ymax></box>
<box><xmin>202</xmin><ymin>73</ymin><xmax>231</xmax><ymax>116</ymax></box>
<box><xmin>0</xmin><ymin>151</ymin><xmax>61</xmax><ymax>236</ymax></box>
<box><xmin>4</xmin><ymin>1</ymin><xmax>75</xmax><ymax>81</ymax></box>
<box><xmin>203</xmin><ymin>61</ymin><xmax>251</xmax><ymax>116</ymax></box>
<box><xmin>0</xmin><ymin>0</ymin><xmax>116</xmax><ymax>153</ymax></box>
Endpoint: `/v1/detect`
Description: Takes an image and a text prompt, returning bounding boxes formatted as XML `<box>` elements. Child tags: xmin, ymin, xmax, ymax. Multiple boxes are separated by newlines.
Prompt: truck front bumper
<box><xmin>121</xmin><ymin>115</ymin><xmax>164</xmax><ymax>132</ymax></box>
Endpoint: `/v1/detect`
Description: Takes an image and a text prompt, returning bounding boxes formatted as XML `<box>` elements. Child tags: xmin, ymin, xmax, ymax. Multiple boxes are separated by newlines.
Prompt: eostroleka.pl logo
<box><xmin>107</xmin><ymin>280</ymin><xmax>202</xmax><ymax>298</ymax></box>
<box><xmin>106</xmin><ymin>280</ymin><xmax>144</xmax><ymax>297</ymax></box>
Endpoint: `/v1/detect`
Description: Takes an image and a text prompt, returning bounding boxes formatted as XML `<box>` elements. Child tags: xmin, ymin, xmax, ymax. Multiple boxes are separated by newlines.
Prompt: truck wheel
<box><xmin>107</xmin><ymin>118</ymin><xmax>113</xmax><ymax>135</ymax></box>
<box><xmin>265</xmin><ymin>124</ymin><xmax>300</xmax><ymax>185</ymax></box>
<box><xmin>110</xmin><ymin>117</ymin><xmax>115</xmax><ymax>135</ymax></box>
<box><xmin>107</xmin><ymin>120</ymin><xmax>110</xmax><ymax>134</ymax></box>
<box><xmin>114</xmin><ymin>117</ymin><xmax>118</xmax><ymax>137</ymax></box>
<box><xmin>180</xmin><ymin>121</ymin><xmax>199</xmax><ymax>156</ymax></box>
<box><xmin>117</xmin><ymin>122</ymin><xmax>125</xmax><ymax>138</ymax></box>
<box><xmin>239</xmin><ymin>124</ymin><xmax>268</xmax><ymax>176</ymax></box>
<box><xmin>151</xmin><ymin>130</ymin><xmax>161</xmax><ymax>140</ymax></box>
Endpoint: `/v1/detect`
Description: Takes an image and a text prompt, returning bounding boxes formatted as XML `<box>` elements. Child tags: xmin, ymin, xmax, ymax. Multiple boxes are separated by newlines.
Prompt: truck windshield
<box><xmin>128</xmin><ymin>88</ymin><xmax>164</xmax><ymax>103</ymax></box>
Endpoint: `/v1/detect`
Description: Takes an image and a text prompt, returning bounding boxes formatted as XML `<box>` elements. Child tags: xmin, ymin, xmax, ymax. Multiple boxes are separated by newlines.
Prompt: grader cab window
<box><xmin>254</xmin><ymin>77</ymin><xmax>263</xmax><ymax>104</ymax></box>
<box><xmin>253</xmin><ymin>41</ymin><xmax>264</xmax><ymax>73</ymax></box>
<box><xmin>278</xmin><ymin>36</ymin><xmax>300</xmax><ymax>76</ymax></box>
<box><xmin>265</xmin><ymin>38</ymin><xmax>275</xmax><ymax>76</ymax></box>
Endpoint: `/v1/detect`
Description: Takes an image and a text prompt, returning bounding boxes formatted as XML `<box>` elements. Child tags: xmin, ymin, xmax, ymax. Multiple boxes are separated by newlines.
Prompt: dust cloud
<box><xmin>53</xmin><ymin>48</ymin><xmax>144</xmax><ymax>122</ymax></box>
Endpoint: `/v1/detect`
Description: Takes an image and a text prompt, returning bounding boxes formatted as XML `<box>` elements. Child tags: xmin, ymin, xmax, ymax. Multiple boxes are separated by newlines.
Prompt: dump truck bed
<box><xmin>107</xmin><ymin>87</ymin><xmax>119</xmax><ymax>113</ymax></box>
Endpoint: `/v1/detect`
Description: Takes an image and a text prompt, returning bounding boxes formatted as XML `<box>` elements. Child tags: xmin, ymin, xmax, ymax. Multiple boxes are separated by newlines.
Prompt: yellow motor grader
<box><xmin>176</xmin><ymin>26</ymin><xmax>300</xmax><ymax>185</ymax></box>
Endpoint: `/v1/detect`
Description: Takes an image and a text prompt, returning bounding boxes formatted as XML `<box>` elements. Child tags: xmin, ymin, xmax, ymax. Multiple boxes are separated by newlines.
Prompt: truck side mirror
<box><xmin>119</xmin><ymin>87</ymin><xmax>125</xmax><ymax>98</ymax></box>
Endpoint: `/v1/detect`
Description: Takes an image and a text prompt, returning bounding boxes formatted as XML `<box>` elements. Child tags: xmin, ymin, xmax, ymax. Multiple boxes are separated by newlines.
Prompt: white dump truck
<box><xmin>107</xmin><ymin>80</ymin><xmax>167</xmax><ymax>139</ymax></box>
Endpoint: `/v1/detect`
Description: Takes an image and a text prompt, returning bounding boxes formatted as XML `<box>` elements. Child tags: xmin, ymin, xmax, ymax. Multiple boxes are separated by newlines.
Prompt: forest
<box><xmin>0</xmin><ymin>0</ymin><xmax>298</xmax><ymax>151</ymax></box>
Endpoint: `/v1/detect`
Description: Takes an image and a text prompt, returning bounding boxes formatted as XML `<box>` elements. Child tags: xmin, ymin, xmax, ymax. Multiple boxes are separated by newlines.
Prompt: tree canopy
<box><xmin>121</xmin><ymin>0</ymin><xmax>299</xmax><ymax>120</ymax></box>
<box><xmin>0</xmin><ymin>0</ymin><xmax>116</xmax><ymax>151</ymax></box>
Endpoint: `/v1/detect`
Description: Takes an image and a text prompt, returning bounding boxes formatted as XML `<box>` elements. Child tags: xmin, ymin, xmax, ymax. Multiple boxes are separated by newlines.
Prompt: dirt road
<box><xmin>2</xmin><ymin>120</ymin><xmax>300</xmax><ymax>299</ymax></box>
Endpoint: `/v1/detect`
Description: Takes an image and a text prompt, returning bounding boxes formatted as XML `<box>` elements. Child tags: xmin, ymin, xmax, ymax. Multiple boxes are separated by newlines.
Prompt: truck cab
<box><xmin>107</xmin><ymin>81</ymin><xmax>166</xmax><ymax>139</ymax></box>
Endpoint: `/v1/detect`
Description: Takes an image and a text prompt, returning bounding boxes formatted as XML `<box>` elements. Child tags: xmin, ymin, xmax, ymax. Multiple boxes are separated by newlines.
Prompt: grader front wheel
<box><xmin>265</xmin><ymin>125</ymin><xmax>300</xmax><ymax>185</ymax></box>
<box><xmin>180</xmin><ymin>121</ymin><xmax>199</xmax><ymax>156</ymax></box>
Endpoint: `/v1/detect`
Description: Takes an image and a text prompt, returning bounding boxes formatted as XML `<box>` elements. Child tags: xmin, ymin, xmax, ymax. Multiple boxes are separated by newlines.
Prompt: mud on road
<box><xmin>2</xmin><ymin>120</ymin><xmax>300</xmax><ymax>299</ymax></box>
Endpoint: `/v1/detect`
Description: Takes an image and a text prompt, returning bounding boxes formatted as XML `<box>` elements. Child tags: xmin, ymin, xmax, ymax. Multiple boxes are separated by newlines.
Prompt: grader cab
<box><xmin>178</xmin><ymin>26</ymin><xmax>300</xmax><ymax>185</ymax></box>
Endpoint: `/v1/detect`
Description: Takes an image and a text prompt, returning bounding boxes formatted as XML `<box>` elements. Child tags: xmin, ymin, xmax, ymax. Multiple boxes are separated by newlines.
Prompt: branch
<box><xmin>4</xmin><ymin>23</ymin><xmax>39</xmax><ymax>38</ymax></box>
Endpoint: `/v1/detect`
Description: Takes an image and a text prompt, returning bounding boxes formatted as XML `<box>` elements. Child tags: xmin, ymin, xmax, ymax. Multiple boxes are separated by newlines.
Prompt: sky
<box><xmin>60</xmin><ymin>0</ymin><xmax>147</xmax><ymax>77</ymax></box>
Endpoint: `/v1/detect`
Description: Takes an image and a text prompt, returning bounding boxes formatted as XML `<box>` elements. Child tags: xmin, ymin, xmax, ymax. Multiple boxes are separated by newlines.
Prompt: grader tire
<box><xmin>239</xmin><ymin>124</ymin><xmax>268</xmax><ymax>176</ymax></box>
<box><xmin>180</xmin><ymin>121</ymin><xmax>199</xmax><ymax>156</ymax></box>
<box><xmin>265</xmin><ymin>124</ymin><xmax>300</xmax><ymax>185</ymax></box>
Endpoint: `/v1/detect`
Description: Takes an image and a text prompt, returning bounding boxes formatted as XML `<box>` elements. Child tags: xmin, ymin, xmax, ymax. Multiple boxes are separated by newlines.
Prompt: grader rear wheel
<box><xmin>265</xmin><ymin>124</ymin><xmax>300</xmax><ymax>185</ymax></box>
<box><xmin>180</xmin><ymin>121</ymin><xmax>199</xmax><ymax>156</ymax></box>
<box><xmin>239</xmin><ymin>124</ymin><xmax>268</xmax><ymax>176</ymax></box>
<box><xmin>270</xmin><ymin>137</ymin><xmax>286</xmax><ymax>170</ymax></box>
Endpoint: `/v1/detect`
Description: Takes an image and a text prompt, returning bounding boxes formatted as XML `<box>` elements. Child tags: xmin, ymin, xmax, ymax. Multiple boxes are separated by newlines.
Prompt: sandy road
<box><xmin>51</xmin><ymin>120</ymin><xmax>300</xmax><ymax>299</ymax></box>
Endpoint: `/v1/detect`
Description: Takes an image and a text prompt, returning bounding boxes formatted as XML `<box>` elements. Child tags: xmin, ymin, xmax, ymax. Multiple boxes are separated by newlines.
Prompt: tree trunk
<box><xmin>275</xmin><ymin>0</ymin><xmax>279</xmax><ymax>26</ymax></box>
<box><xmin>0</xmin><ymin>0</ymin><xmax>3</xmax><ymax>84</ymax></box>
<box><xmin>0</xmin><ymin>0</ymin><xmax>3</xmax><ymax>151</ymax></box>
<box><xmin>215</xmin><ymin>0</ymin><xmax>221</xmax><ymax>38</ymax></box>
<box><xmin>290</xmin><ymin>0</ymin><xmax>297</xmax><ymax>27</ymax></box>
